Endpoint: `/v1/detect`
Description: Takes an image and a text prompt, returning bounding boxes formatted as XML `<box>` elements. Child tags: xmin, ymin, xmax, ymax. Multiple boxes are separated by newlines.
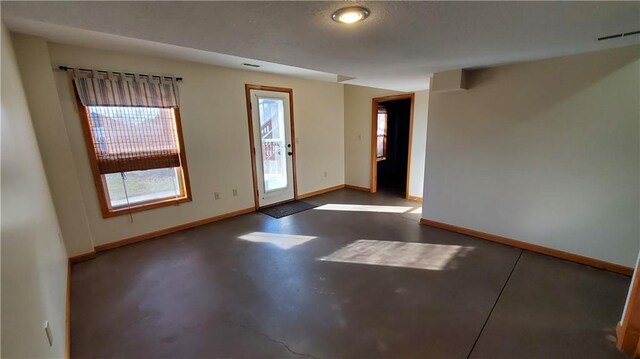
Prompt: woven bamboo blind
<box><xmin>74</xmin><ymin>73</ymin><xmax>182</xmax><ymax>175</ymax></box>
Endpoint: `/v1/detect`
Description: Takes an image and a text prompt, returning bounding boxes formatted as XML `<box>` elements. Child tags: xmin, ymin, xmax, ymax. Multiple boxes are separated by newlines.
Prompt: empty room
<box><xmin>1</xmin><ymin>2</ymin><xmax>639</xmax><ymax>358</ymax></box>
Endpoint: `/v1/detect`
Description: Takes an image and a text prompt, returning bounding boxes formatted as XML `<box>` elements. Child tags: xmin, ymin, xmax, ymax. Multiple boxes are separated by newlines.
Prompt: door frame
<box><xmin>245</xmin><ymin>84</ymin><xmax>298</xmax><ymax>209</ymax></box>
<box><xmin>370</xmin><ymin>93</ymin><xmax>415</xmax><ymax>199</ymax></box>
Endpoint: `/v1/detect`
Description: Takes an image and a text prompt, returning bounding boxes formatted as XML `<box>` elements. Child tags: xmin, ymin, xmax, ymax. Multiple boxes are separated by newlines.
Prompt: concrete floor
<box><xmin>70</xmin><ymin>189</ymin><xmax>631</xmax><ymax>358</ymax></box>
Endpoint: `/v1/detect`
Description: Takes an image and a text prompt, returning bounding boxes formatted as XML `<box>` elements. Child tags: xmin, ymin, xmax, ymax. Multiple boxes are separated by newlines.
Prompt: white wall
<box><xmin>1</xmin><ymin>22</ymin><xmax>68</xmax><ymax>358</ymax></box>
<box><xmin>344</xmin><ymin>84</ymin><xmax>429</xmax><ymax>198</ymax></box>
<box><xmin>423</xmin><ymin>45</ymin><xmax>640</xmax><ymax>267</ymax></box>
<box><xmin>11</xmin><ymin>34</ymin><xmax>345</xmax><ymax>253</ymax></box>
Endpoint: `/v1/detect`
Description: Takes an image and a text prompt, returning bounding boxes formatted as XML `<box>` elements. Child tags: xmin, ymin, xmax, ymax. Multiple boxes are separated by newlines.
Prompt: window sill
<box><xmin>101</xmin><ymin>196</ymin><xmax>192</xmax><ymax>218</ymax></box>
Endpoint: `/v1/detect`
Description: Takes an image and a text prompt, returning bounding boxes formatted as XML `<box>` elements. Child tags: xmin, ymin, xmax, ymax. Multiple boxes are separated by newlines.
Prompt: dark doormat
<box><xmin>259</xmin><ymin>200</ymin><xmax>317</xmax><ymax>219</ymax></box>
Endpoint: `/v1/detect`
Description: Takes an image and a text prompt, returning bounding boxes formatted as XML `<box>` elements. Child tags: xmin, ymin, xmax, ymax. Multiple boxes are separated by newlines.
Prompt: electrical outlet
<box><xmin>214</xmin><ymin>192</ymin><xmax>220</xmax><ymax>200</ymax></box>
<box><xmin>232</xmin><ymin>189</ymin><xmax>238</xmax><ymax>197</ymax></box>
<box><xmin>44</xmin><ymin>321</ymin><xmax>53</xmax><ymax>346</ymax></box>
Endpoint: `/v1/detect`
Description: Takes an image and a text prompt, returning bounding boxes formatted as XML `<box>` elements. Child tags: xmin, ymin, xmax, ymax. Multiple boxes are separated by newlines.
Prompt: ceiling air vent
<box><xmin>598</xmin><ymin>30</ymin><xmax>640</xmax><ymax>41</ymax></box>
<box><xmin>242</xmin><ymin>63</ymin><xmax>261</xmax><ymax>68</ymax></box>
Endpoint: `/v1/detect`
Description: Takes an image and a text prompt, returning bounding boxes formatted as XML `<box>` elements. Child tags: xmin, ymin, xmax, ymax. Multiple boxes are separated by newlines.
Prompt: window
<box><xmin>104</xmin><ymin>168</ymin><xmax>183</xmax><ymax>208</ymax></box>
<box><xmin>74</xmin><ymin>74</ymin><xmax>190</xmax><ymax>217</ymax></box>
<box><xmin>376</xmin><ymin>105</ymin><xmax>388</xmax><ymax>161</ymax></box>
<box><xmin>82</xmin><ymin>106</ymin><xmax>190</xmax><ymax>216</ymax></box>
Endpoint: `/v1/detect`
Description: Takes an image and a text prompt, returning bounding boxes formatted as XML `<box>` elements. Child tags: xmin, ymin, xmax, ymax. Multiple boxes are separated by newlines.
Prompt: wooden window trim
<box><xmin>76</xmin><ymin>96</ymin><xmax>192</xmax><ymax>218</ymax></box>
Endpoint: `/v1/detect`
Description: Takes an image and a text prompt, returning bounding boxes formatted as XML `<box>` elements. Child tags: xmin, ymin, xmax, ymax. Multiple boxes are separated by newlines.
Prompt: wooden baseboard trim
<box><xmin>297</xmin><ymin>184</ymin><xmax>345</xmax><ymax>199</ymax></box>
<box><xmin>407</xmin><ymin>195</ymin><xmax>423</xmax><ymax>203</ymax></box>
<box><xmin>69</xmin><ymin>251</ymin><xmax>97</xmax><ymax>264</ymax></box>
<box><xmin>345</xmin><ymin>184</ymin><xmax>371</xmax><ymax>192</ymax></box>
<box><xmin>617</xmin><ymin>321</ymin><xmax>624</xmax><ymax>349</ymax></box>
<box><xmin>420</xmin><ymin>218</ymin><xmax>634</xmax><ymax>276</ymax></box>
<box><xmin>95</xmin><ymin>207</ymin><xmax>255</xmax><ymax>252</ymax></box>
<box><xmin>65</xmin><ymin>261</ymin><xmax>71</xmax><ymax>359</ymax></box>
<box><xmin>617</xmin><ymin>321</ymin><xmax>640</xmax><ymax>356</ymax></box>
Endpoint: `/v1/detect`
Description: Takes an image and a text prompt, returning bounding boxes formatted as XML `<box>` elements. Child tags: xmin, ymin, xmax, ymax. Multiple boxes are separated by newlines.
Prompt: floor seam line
<box><xmin>466</xmin><ymin>249</ymin><xmax>524</xmax><ymax>359</ymax></box>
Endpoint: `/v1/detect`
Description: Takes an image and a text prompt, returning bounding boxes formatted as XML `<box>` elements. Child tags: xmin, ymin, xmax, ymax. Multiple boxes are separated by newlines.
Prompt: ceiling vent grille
<box><xmin>242</xmin><ymin>63</ymin><xmax>261</xmax><ymax>68</ymax></box>
<box><xmin>598</xmin><ymin>30</ymin><xmax>640</xmax><ymax>41</ymax></box>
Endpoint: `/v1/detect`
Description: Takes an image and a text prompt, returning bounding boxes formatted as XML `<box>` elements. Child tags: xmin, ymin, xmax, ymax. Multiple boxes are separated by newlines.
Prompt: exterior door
<box><xmin>250</xmin><ymin>89</ymin><xmax>295</xmax><ymax>207</ymax></box>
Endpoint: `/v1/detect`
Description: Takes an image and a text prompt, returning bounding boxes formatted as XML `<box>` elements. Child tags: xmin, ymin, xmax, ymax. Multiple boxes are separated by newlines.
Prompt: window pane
<box><xmin>258</xmin><ymin>97</ymin><xmax>288</xmax><ymax>192</ymax></box>
<box><xmin>104</xmin><ymin>167</ymin><xmax>182</xmax><ymax>208</ymax></box>
<box><xmin>377</xmin><ymin>113</ymin><xmax>387</xmax><ymax>136</ymax></box>
<box><xmin>377</xmin><ymin>110</ymin><xmax>387</xmax><ymax>158</ymax></box>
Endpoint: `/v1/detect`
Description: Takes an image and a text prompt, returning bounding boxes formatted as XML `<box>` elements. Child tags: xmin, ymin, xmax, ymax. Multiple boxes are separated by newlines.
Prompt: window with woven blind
<box><xmin>73</xmin><ymin>73</ymin><xmax>191</xmax><ymax>217</ymax></box>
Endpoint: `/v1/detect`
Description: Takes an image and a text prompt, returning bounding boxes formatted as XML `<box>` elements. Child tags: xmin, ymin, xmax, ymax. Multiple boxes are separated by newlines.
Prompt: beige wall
<box><xmin>1</xmin><ymin>23</ymin><xmax>68</xmax><ymax>358</ymax></box>
<box><xmin>12</xmin><ymin>34</ymin><xmax>96</xmax><ymax>255</ymax></box>
<box><xmin>12</xmin><ymin>34</ymin><xmax>345</xmax><ymax>254</ymax></box>
<box><xmin>409</xmin><ymin>90</ymin><xmax>429</xmax><ymax>198</ymax></box>
<box><xmin>423</xmin><ymin>45</ymin><xmax>640</xmax><ymax>267</ymax></box>
<box><xmin>344</xmin><ymin>84</ymin><xmax>429</xmax><ymax>198</ymax></box>
<box><xmin>344</xmin><ymin>85</ymin><xmax>399</xmax><ymax>189</ymax></box>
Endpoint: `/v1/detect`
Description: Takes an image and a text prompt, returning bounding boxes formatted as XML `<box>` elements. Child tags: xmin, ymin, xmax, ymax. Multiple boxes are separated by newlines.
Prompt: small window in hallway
<box><xmin>376</xmin><ymin>105</ymin><xmax>388</xmax><ymax>161</ymax></box>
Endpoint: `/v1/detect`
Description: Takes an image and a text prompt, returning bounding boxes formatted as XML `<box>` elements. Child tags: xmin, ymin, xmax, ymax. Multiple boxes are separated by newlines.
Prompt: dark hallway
<box><xmin>376</xmin><ymin>98</ymin><xmax>412</xmax><ymax>198</ymax></box>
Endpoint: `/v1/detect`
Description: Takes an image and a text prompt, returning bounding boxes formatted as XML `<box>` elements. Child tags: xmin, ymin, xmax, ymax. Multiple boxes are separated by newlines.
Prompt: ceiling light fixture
<box><xmin>332</xmin><ymin>6</ymin><xmax>370</xmax><ymax>24</ymax></box>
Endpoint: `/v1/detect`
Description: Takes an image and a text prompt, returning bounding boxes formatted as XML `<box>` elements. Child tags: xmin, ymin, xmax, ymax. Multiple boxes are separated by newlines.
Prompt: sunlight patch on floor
<box><xmin>314</xmin><ymin>203</ymin><xmax>415</xmax><ymax>213</ymax></box>
<box><xmin>238</xmin><ymin>232</ymin><xmax>316</xmax><ymax>249</ymax></box>
<box><xmin>319</xmin><ymin>239</ymin><xmax>472</xmax><ymax>270</ymax></box>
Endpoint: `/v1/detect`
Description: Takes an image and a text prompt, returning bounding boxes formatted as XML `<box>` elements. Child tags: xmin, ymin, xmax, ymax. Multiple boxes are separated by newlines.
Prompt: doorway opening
<box><xmin>370</xmin><ymin>94</ymin><xmax>414</xmax><ymax>199</ymax></box>
<box><xmin>245</xmin><ymin>84</ymin><xmax>298</xmax><ymax>209</ymax></box>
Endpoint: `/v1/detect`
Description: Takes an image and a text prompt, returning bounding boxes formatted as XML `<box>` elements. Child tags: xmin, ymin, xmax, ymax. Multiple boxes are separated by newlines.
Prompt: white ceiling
<box><xmin>2</xmin><ymin>1</ymin><xmax>639</xmax><ymax>92</ymax></box>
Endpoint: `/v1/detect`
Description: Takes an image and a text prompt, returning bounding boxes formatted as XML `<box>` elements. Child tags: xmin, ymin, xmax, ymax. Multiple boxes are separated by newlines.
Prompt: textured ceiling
<box><xmin>2</xmin><ymin>1</ymin><xmax>639</xmax><ymax>91</ymax></box>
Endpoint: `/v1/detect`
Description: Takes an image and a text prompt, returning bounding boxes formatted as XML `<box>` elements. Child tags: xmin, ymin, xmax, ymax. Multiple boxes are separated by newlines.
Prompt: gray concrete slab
<box><xmin>70</xmin><ymin>189</ymin><xmax>630</xmax><ymax>358</ymax></box>
<box><xmin>470</xmin><ymin>251</ymin><xmax>630</xmax><ymax>359</ymax></box>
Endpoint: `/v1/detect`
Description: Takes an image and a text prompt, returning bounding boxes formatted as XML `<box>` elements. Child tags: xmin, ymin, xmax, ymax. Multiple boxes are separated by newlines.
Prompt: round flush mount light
<box><xmin>332</xmin><ymin>6</ymin><xmax>370</xmax><ymax>24</ymax></box>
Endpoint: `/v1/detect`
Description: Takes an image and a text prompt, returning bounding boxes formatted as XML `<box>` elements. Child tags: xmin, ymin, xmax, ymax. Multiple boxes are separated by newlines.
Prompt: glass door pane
<box><xmin>258</xmin><ymin>97</ymin><xmax>288</xmax><ymax>192</ymax></box>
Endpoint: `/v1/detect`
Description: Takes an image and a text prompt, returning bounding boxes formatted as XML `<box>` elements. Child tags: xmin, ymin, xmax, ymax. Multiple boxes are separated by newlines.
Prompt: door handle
<box><xmin>287</xmin><ymin>151</ymin><xmax>293</xmax><ymax>156</ymax></box>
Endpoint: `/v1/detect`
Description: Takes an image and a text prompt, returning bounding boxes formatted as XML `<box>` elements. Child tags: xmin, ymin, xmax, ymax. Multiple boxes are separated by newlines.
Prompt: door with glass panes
<box><xmin>249</xmin><ymin>89</ymin><xmax>295</xmax><ymax>207</ymax></box>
